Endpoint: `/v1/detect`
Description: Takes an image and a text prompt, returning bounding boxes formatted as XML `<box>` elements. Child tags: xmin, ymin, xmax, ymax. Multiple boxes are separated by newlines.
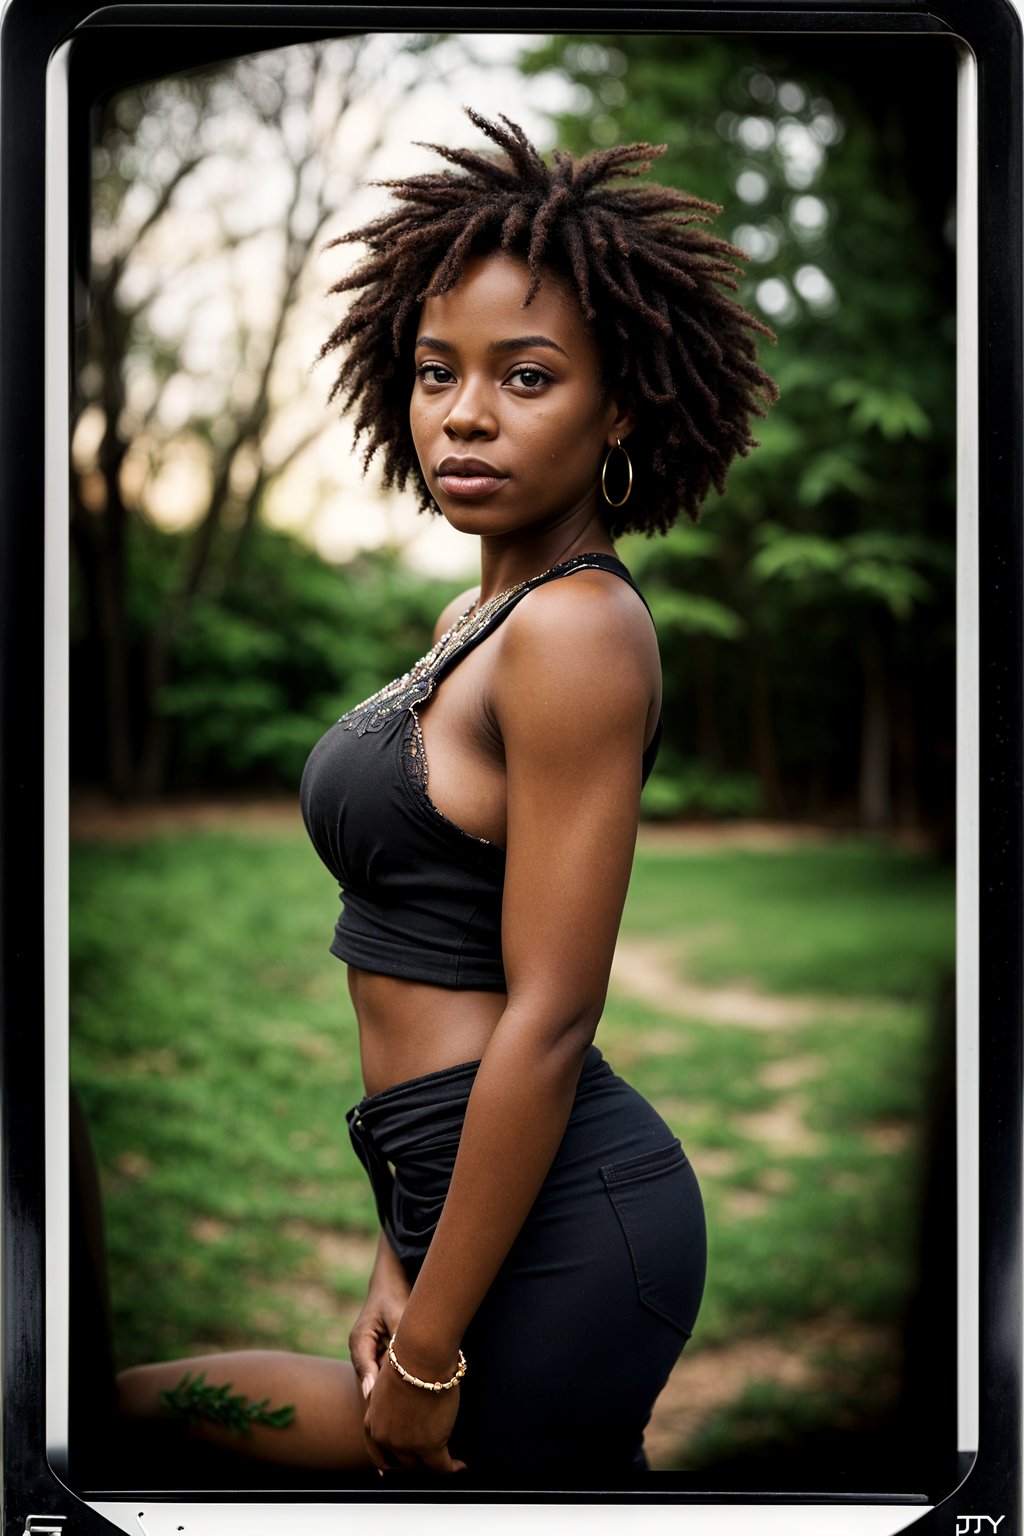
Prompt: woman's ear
<box><xmin>606</xmin><ymin>393</ymin><xmax>636</xmax><ymax>447</ymax></box>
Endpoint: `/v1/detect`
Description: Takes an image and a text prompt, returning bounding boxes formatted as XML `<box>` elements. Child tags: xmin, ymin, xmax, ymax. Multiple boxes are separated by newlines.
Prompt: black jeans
<box><xmin>347</xmin><ymin>1044</ymin><xmax>707</xmax><ymax>1482</ymax></box>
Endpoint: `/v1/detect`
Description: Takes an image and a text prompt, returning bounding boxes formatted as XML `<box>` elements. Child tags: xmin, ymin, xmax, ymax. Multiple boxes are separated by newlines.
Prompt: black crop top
<box><xmin>299</xmin><ymin>551</ymin><xmax>663</xmax><ymax>992</ymax></box>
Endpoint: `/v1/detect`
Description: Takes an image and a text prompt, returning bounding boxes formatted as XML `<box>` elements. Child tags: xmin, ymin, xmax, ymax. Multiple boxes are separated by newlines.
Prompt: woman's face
<box><xmin>409</xmin><ymin>251</ymin><xmax>632</xmax><ymax>540</ymax></box>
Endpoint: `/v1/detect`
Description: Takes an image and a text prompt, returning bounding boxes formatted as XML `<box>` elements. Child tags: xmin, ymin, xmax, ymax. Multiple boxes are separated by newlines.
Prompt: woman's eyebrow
<box><xmin>490</xmin><ymin>335</ymin><xmax>568</xmax><ymax>357</ymax></box>
<box><xmin>414</xmin><ymin>334</ymin><xmax>568</xmax><ymax>357</ymax></box>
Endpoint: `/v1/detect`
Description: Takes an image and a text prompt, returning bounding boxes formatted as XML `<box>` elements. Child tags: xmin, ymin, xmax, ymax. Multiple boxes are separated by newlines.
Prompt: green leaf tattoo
<box><xmin>158</xmin><ymin>1370</ymin><xmax>296</xmax><ymax>1435</ymax></box>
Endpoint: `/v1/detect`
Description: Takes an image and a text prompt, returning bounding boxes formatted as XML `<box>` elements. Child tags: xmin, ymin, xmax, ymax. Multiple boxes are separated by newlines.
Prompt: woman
<box><xmin>118</xmin><ymin>109</ymin><xmax>776</xmax><ymax>1483</ymax></box>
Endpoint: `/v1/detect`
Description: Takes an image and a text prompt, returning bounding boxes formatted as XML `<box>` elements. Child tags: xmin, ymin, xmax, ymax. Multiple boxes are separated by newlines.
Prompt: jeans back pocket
<box><xmin>600</xmin><ymin>1139</ymin><xmax>707</xmax><ymax>1338</ymax></box>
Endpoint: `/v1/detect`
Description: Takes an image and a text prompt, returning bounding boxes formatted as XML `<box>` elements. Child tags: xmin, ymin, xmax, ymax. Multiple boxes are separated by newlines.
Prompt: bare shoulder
<box><xmin>503</xmin><ymin>567</ymin><xmax>659</xmax><ymax>666</ymax></box>
<box><xmin>495</xmin><ymin>567</ymin><xmax>661</xmax><ymax>719</ymax></box>
<box><xmin>432</xmin><ymin>582</ymin><xmax>480</xmax><ymax>644</ymax></box>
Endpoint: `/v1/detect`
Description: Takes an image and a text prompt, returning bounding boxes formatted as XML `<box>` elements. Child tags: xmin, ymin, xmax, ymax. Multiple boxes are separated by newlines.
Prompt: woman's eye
<box><xmin>507</xmin><ymin>366</ymin><xmax>550</xmax><ymax>390</ymax></box>
<box><xmin>416</xmin><ymin>363</ymin><xmax>454</xmax><ymax>386</ymax></box>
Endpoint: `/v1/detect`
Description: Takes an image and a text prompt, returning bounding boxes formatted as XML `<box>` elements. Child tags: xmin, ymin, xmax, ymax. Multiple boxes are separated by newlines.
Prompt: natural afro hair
<box><xmin>315</xmin><ymin>108</ymin><xmax>779</xmax><ymax>536</ymax></box>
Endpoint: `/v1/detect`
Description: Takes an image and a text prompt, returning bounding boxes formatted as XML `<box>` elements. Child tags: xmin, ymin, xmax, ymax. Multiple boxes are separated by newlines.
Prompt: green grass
<box><xmin>71</xmin><ymin>833</ymin><xmax>373</xmax><ymax>1360</ymax></box>
<box><xmin>70</xmin><ymin>825</ymin><xmax>954</xmax><ymax>1458</ymax></box>
<box><xmin>624</xmin><ymin>843</ymin><xmax>953</xmax><ymax>998</ymax></box>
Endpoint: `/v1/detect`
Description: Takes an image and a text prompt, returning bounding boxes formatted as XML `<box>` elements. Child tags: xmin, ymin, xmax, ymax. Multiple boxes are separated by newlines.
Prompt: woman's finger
<box><xmin>349</xmin><ymin>1323</ymin><xmax>384</xmax><ymax>1397</ymax></box>
<box><xmin>352</xmin><ymin>1360</ymin><xmax>376</xmax><ymax>1399</ymax></box>
<box><xmin>418</xmin><ymin>1445</ymin><xmax>468</xmax><ymax>1476</ymax></box>
<box><xmin>363</xmin><ymin>1425</ymin><xmax>389</xmax><ymax>1474</ymax></box>
<box><xmin>375</xmin><ymin>1440</ymin><xmax>416</xmax><ymax>1472</ymax></box>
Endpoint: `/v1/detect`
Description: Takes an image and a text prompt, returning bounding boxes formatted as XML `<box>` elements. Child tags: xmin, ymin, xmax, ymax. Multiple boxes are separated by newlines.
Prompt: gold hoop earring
<box><xmin>601</xmin><ymin>438</ymin><xmax>633</xmax><ymax>508</ymax></box>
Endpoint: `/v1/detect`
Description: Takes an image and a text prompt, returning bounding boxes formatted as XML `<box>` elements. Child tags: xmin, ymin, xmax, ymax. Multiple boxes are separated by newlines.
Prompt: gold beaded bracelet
<box><xmin>387</xmin><ymin>1334</ymin><xmax>467</xmax><ymax>1393</ymax></box>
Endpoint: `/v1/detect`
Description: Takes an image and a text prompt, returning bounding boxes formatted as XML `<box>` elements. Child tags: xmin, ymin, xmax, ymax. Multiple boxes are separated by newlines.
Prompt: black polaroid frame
<box><xmin>1</xmin><ymin>1</ymin><xmax>1020</xmax><ymax>1532</ymax></box>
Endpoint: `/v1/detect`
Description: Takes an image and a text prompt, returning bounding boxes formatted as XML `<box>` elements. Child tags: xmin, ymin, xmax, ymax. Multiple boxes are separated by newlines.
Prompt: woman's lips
<box><xmin>437</xmin><ymin>471</ymin><xmax>508</xmax><ymax>498</ymax></box>
<box><xmin>435</xmin><ymin>458</ymin><xmax>508</xmax><ymax>499</ymax></box>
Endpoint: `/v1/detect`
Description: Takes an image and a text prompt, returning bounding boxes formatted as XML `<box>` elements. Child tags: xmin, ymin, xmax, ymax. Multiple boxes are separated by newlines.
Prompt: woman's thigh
<box><xmin>448</xmin><ymin>1081</ymin><xmax>707</xmax><ymax>1477</ymax></box>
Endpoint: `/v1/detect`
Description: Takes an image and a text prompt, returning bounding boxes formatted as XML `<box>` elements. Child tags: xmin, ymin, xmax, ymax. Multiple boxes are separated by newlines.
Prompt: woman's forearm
<box><xmin>391</xmin><ymin>1012</ymin><xmax>595</xmax><ymax>1376</ymax></box>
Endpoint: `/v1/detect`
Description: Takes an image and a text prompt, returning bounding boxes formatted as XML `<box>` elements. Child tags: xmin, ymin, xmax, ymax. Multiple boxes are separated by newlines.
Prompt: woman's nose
<box><xmin>443</xmin><ymin>378</ymin><xmax>497</xmax><ymax>439</ymax></box>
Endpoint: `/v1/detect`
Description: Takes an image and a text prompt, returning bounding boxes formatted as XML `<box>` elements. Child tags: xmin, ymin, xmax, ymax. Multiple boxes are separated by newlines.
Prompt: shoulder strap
<box><xmin>527</xmin><ymin>550</ymin><xmax>651</xmax><ymax>607</ymax></box>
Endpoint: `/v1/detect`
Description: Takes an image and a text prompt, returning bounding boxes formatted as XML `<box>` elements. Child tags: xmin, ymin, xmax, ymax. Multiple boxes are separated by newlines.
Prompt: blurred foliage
<box><xmin>73</xmin><ymin>36</ymin><xmax>449</xmax><ymax>800</ymax></box>
<box><xmin>72</xmin><ymin>523</ymin><xmax>462</xmax><ymax>791</ymax></box>
<box><xmin>72</xmin><ymin>34</ymin><xmax>959</xmax><ymax>834</ymax></box>
<box><xmin>640</xmin><ymin>757</ymin><xmax>762</xmax><ymax>821</ymax></box>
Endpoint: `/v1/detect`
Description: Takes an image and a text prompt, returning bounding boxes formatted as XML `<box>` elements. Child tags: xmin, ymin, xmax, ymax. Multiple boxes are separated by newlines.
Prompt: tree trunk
<box><xmin>748</xmin><ymin>638</ymin><xmax>784</xmax><ymax>817</ymax></box>
<box><xmin>134</xmin><ymin>455</ymin><xmax>241</xmax><ymax>796</ymax></box>
<box><xmin>858</xmin><ymin>625</ymin><xmax>892</xmax><ymax>831</ymax></box>
<box><xmin>94</xmin><ymin>286</ymin><xmax>134</xmax><ymax>797</ymax></box>
<box><xmin>694</xmin><ymin>635</ymin><xmax>722</xmax><ymax>766</ymax></box>
<box><xmin>891</xmin><ymin>662</ymin><xmax>921</xmax><ymax>831</ymax></box>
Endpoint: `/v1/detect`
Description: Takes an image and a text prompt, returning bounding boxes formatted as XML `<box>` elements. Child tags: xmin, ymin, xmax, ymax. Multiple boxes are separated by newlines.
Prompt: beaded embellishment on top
<box><xmin>339</xmin><ymin>599</ymin><xmax>483</xmax><ymax>736</ymax></box>
<box><xmin>339</xmin><ymin>553</ymin><xmax>621</xmax><ymax>737</ymax></box>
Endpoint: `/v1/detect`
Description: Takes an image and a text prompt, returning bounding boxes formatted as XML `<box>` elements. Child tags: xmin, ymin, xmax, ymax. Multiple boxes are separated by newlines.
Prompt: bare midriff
<box><xmin>348</xmin><ymin>966</ymin><xmax>508</xmax><ymax>1097</ymax></box>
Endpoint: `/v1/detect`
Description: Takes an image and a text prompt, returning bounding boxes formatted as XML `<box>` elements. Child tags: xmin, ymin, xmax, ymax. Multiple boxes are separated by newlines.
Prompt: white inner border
<box><xmin>38</xmin><ymin>24</ymin><xmax>983</xmax><ymax>1535</ymax></box>
<box><xmin>953</xmin><ymin>32</ymin><xmax>980</xmax><ymax>1460</ymax></box>
<box><xmin>44</xmin><ymin>33</ymin><xmax>74</xmax><ymax>1485</ymax></box>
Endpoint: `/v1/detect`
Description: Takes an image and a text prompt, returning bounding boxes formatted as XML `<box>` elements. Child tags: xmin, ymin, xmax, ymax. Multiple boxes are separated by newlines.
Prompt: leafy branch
<box><xmin>158</xmin><ymin>1370</ymin><xmax>295</xmax><ymax>1434</ymax></box>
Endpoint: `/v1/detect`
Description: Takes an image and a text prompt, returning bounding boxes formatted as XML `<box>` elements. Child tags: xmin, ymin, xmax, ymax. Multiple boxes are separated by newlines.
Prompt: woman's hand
<box><xmin>349</xmin><ymin>1230</ymin><xmax>413</xmax><ymax>1398</ymax></box>
<box><xmin>362</xmin><ymin>1345</ymin><xmax>467</xmax><ymax>1475</ymax></box>
<box><xmin>348</xmin><ymin>1274</ymin><xmax>410</xmax><ymax>1401</ymax></box>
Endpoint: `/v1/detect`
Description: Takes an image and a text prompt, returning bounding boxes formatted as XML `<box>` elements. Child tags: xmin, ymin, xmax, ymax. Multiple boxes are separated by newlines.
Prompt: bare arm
<box><xmin>362</xmin><ymin>575</ymin><xmax>656</xmax><ymax>1468</ymax></box>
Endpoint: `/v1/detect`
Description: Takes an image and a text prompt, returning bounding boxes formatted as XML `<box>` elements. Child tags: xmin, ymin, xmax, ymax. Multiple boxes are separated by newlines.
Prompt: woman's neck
<box><xmin>475</xmin><ymin>513</ymin><xmax>616</xmax><ymax>606</ymax></box>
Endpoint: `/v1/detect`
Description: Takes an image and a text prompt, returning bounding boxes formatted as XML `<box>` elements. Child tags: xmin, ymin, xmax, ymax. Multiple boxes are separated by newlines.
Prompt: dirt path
<box><xmin>70</xmin><ymin>793</ymin><xmax>302</xmax><ymax>840</ymax></box>
<box><xmin>71</xmin><ymin>794</ymin><xmax>917</xmax><ymax>851</ymax></box>
<box><xmin>609</xmin><ymin>936</ymin><xmax>893</xmax><ymax>1028</ymax></box>
<box><xmin>643</xmin><ymin>1315</ymin><xmax>898</xmax><ymax>1469</ymax></box>
<box><xmin>639</xmin><ymin>822</ymin><xmax>844</xmax><ymax>852</ymax></box>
